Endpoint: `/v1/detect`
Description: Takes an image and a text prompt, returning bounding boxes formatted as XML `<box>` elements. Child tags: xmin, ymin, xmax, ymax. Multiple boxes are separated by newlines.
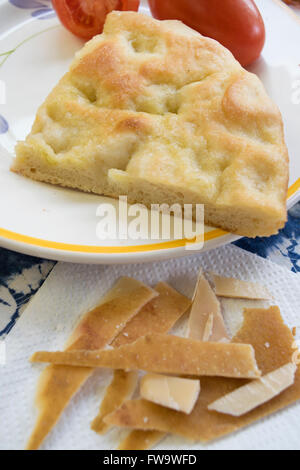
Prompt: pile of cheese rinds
<box><xmin>27</xmin><ymin>273</ymin><xmax>300</xmax><ymax>450</ymax></box>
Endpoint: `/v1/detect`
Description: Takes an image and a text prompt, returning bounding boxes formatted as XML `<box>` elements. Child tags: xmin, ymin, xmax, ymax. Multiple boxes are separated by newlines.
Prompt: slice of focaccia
<box><xmin>12</xmin><ymin>11</ymin><xmax>289</xmax><ymax>237</ymax></box>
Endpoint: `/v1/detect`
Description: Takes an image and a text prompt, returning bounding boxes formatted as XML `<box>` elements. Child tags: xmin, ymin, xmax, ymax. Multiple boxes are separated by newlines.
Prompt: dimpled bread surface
<box><xmin>12</xmin><ymin>11</ymin><xmax>289</xmax><ymax>237</ymax></box>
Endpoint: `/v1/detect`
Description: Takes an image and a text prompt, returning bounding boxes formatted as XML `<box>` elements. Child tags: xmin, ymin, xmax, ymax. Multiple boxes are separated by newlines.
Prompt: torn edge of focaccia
<box><xmin>186</xmin><ymin>272</ymin><xmax>229</xmax><ymax>342</ymax></box>
<box><xmin>26</xmin><ymin>277</ymin><xmax>157</xmax><ymax>450</ymax></box>
<box><xmin>212</xmin><ymin>274</ymin><xmax>272</xmax><ymax>300</ymax></box>
<box><xmin>208</xmin><ymin>362</ymin><xmax>297</xmax><ymax>416</ymax></box>
<box><xmin>31</xmin><ymin>334</ymin><xmax>261</xmax><ymax>379</ymax></box>
<box><xmin>140</xmin><ymin>374</ymin><xmax>200</xmax><ymax>414</ymax></box>
<box><xmin>91</xmin><ymin>282</ymin><xmax>191</xmax><ymax>435</ymax></box>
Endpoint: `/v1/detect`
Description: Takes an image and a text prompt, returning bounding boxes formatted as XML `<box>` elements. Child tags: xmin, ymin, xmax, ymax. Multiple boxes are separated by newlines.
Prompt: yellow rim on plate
<box><xmin>0</xmin><ymin>226</ymin><xmax>227</xmax><ymax>255</ymax></box>
<box><xmin>0</xmin><ymin>179</ymin><xmax>299</xmax><ymax>254</ymax></box>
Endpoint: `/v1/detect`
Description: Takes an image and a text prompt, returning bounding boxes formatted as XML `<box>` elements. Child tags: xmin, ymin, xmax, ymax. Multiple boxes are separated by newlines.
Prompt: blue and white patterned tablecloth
<box><xmin>0</xmin><ymin>201</ymin><xmax>299</xmax><ymax>338</ymax></box>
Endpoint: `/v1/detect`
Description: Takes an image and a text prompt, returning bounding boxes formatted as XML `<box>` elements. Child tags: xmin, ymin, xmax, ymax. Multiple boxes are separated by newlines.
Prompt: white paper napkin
<box><xmin>0</xmin><ymin>245</ymin><xmax>300</xmax><ymax>450</ymax></box>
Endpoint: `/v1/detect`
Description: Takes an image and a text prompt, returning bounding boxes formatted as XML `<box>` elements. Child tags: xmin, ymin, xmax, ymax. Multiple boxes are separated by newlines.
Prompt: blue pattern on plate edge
<box><xmin>0</xmin><ymin>249</ymin><xmax>54</xmax><ymax>336</ymax></box>
<box><xmin>0</xmin><ymin>203</ymin><xmax>299</xmax><ymax>338</ymax></box>
<box><xmin>235</xmin><ymin>203</ymin><xmax>300</xmax><ymax>273</ymax></box>
<box><xmin>9</xmin><ymin>0</ymin><xmax>56</xmax><ymax>19</ymax></box>
<box><xmin>0</xmin><ymin>115</ymin><xmax>8</xmax><ymax>134</ymax></box>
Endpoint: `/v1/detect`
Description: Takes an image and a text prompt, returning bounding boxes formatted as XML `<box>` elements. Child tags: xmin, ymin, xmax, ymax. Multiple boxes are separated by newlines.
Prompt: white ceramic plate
<box><xmin>0</xmin><ymin>0</ymin><xmax>299</xmax><ymax>264</ymax></box>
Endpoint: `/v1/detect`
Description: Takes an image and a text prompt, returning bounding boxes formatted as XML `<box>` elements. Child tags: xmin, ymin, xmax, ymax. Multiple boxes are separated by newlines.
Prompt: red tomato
<box><xmin>148</xmin><ymin>0</ymin><xmax>265</xmax><ymax>67</ymax></box>
<box><xmin>52</xmin><ymin>0</ymin><xmax>140</xmax><ymax>40</ymax></box>
<box><xmin>282</xmin><ymin>0</ymin><xmax>300</xmax><ymax>5</ymax></box>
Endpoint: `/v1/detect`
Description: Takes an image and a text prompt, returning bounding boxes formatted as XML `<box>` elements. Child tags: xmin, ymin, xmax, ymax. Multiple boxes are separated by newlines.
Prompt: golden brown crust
<box><xmin>12</xmin><ymin>11</ymin><xmax>289</xmax><ymax>237</ymax></box>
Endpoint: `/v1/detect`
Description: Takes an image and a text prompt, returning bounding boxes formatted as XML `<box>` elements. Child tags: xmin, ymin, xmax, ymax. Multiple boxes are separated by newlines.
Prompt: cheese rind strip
<box><xmin>104</xmin><ymin>307</ymin><xmax>300</xmax><ymax>443</ymax></box>
<box><xmin>187</xmin><ymin>275</ymin><xmax>228</xmax><ymax>342</ymax></box>
<box><xmin>118</xmin><ymin>430</ymin><xmax>165</xmax><ymax>450</ymax></box>
<box><xmin>208</xmin><ymin>363</ymin><xmax>297</xmax><ymax>416</ymax></box>
<box><xmin>220</xmin><ymin>298</ymin><xmax>269</xmax><ymax>338</ymax></box>
<box><xmin>91</xmin><ymin>282</ymin><xmax>191</xmax><ymax>434</ymax></box>
<box><xmin>91</xmin><ymin>370</ymin><xmax>139</xmax><ymax>434</ymax></box>
<box><xmin>213</xmin><ymin>274</ymin><xmax>272</xmax><ymax>300</ymax></box>
<box><xmin>112</xmin><ymin>282</ymin><xmax>191</xmax><ymax>348</ymax></box>
<box><xmin>202</xmin><ymin>313</ymin><xmax>214</xmax><ymax>342</ymax></box>
<box><xmin>31</xmin><ymin>334</ymin><xmax>261</xmax><ymax>379</ymax></box>
<box><xmin>119</xmin><ymin>281</ymin><xmax>218</xmax><ymax>450</ymax></box>
<box><xmin>140</xmin><ymin>374</ymin><xmax>200</xmax><ymax>414</ymax></box>
<box><xmin>292</xmin><ymin>342</ymin><xmax>300</xmax><ymax>366</ymax></box>
<box><xmin>26</xmin><ymin>277</ymin><xmax>156</xmax><ymax>450</ymax></box>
